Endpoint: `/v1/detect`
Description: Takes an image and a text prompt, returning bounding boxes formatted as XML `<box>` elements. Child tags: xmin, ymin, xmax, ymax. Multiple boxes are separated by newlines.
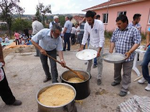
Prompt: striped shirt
<box><xmin>111</xmin><ymin>25</ymin><xmax>141</xmax><ymax>61</ymax></box>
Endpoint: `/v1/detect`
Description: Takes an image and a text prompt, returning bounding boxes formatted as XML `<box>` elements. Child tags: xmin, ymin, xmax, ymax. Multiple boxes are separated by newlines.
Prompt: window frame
<box><xmin>102</xmin><ymin>13</ymin><xmax>108</xmax><ymax>24</ymax></box>
<box><xmin>148</xmin><ymin>12</ymin><xmax>150</xmax><ymax>24</ymax></box>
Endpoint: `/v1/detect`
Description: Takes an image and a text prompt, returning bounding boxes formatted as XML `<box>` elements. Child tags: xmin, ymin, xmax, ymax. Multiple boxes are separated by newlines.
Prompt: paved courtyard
<box><xmin>0</xmin><ymin>47</ymin><xmax>150</xmax><ymax>112</ymax></box>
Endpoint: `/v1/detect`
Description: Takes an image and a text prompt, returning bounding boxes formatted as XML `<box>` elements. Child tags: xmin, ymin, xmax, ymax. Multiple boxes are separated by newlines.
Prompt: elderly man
<box><xmin>32</xmin><ymin>17</ymin><xmax>44</xmax><ymax>57</ymax></box>
<box><xmin>49</xmin><ymin>16</ymin><xmax>59</xmax><ymax>29</ymax></box>
<box><xmin>79</xmin><ymin>10</ymin><xmax>105</xmax><ymax>85</ymax></box>
<box><xmin>109</xmin><ymin>15</ymin><xmax>141</xmax><ymax>97</ymax></box>
<box><xmin>31</xmin><ymin>24</ymin><xmax>66</xmax><ymax>83</ymax></box>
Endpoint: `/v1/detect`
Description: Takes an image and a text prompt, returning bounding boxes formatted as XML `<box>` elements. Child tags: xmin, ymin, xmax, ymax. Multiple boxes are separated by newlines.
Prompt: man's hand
<box><xmin>40</xmin><ymin>49</ymin><xmax>47</xmax><ymax>55</ymax></box>
<box><xmin>60</xmin><ymin>60</ymin><xmax>66</xmax><ymax>67</ymax></box>
<box><xmin>78</xmin><ymin>47</ymin><xmax>83</xmax><ymax>51</ymax></box>
<box><xmin>97</xmin><ymin>52</ymin><xmax>100</xmax><ymax>57</ymax></box>
<box><xmin>144</xmin><ymin>43</ymin><xmax>150</xmax><ymax>50</ymax></box>
<box><xmin>109</xmin><ymin>49</ymin><xmax>113</xmax><ymax>53</ymax></box>
<box><xmin>125</xmin><ymin>51</ymin><xmax>131</xmax><ymax>59</ymax></box>
<box><xmin>79</xmin><ymin>45</ymin><xmax>84</xmax><ymax>51</ymax></box>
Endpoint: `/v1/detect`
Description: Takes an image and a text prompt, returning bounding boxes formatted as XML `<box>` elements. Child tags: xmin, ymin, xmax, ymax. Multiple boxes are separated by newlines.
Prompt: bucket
<box><xmin>61</xmin><ymin>70</ymin><xmax>90</xmax><ymax>100</ymax></box>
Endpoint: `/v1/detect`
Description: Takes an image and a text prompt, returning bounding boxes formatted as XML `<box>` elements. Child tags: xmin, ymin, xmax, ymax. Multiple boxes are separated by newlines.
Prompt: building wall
<box><xmin>95</xmin><ymin>0</ymin><xmax>150</xmax><ymax>33</ymax></box>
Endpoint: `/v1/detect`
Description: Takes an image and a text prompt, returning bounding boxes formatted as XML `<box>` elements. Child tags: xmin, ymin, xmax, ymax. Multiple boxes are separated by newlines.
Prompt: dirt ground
<box><xmin>0</xmin><ymin>43</ymin><xmax>150</xmax><ymax>112</ymax></box>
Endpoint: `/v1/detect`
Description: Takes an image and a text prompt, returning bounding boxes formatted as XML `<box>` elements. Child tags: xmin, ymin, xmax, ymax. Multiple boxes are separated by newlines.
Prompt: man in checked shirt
<box><xmin>109</xmin><ymin>15</ymin><xmax>141</xmax><ymax>97</ymax></box>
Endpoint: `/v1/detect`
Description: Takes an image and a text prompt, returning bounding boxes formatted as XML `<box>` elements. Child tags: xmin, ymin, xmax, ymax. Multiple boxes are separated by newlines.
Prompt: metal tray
<box><xmin>76</xmin><ymin>49</ymin><xmax>97</xmax><ymax>61</ymax></box>
<box><xmin>102</xmin><ymin>53</ymin><xmax>126</xmax><ymax>63</ymax></box>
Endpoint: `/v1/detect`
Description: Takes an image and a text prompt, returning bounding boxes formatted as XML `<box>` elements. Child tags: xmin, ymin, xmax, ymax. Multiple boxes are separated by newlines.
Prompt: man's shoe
<box><xmin>111</xmin><ymin>81</ymin><xmax>120</xmax><ymax>86</ymax></box>
<box><xmin>97</xmin><ymin>79</ymin><xmax>101</xmax><ymax>85</ymax></box>
<box><xmin>93</xmin><ymin>64</ymin><xmax>97</xmax><ymax>68</ymax></box>
<box><xmin>145</xmin><ymin>84</ymin><xmax>150</xmax><ymax>91</ymax></box>
<box><xmin>12</xmin><ymin>100</ymin><xmax>22</xmax><ymax>106</ymax></box>
<box><xmin>138</xmin><ymin>78</ymin><xmax>146</xmax><ymax>84</ymax></box>
<box><xmin>119</xmin><ymin>91</ymin><xmax>127</xmax><ymax>97</ymax></box>
<box><xmin>43</xmin><ymin>77</ymin><xmax>51</xmax><ymax>83</ymax></box>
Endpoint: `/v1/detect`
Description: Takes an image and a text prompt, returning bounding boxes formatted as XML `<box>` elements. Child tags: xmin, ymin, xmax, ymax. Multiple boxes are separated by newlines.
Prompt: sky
<box><xmin>19</xmin><ymin>0</ymin><xmax>108</xmax><ymax>15</ymax></box>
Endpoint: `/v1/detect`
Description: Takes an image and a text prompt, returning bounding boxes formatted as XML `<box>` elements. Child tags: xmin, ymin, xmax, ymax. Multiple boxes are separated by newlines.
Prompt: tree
<box><xmin>59</xmin><ymin>15</ymin><xmax>65</xmax><ymax>27</ymax></box>
<box><xmin>35</xmin><ymin>3</ymin><xmax>51</xmax><ymax>26</ymax></box>
<box><xmin>0</xmin><ymin>0</ymin><xmax>24</xmax><ymax>38</ymax></box>
<box><xmin>35</xmin><ymin>6</ymin><xmax>42</xmax><ymax>22</ymax></box>
<box><xmin>11</xmin><ymin>18</ymin><xmax>32</xmax><ymax>32</ymax></box>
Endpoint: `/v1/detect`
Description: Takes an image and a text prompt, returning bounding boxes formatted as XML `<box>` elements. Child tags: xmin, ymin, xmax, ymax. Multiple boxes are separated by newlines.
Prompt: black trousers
<box><xmin>35</xmin><ymin>40</ymin><xmax>40</xmax><ymax>56</ymax></box>
<box><xmin>39</xmin><ymin>49</ymin><xmax>58</xmax><ymax>83</ymax></box>
<box><xmin>63</xmin><ymin>33</ymin><xmax>71</xmax><ymax>51</ymax></box>
<box><xmin>71</xmin><ymin>34</ymin><xmax>76</xmax><ymax>45</ymax></box>
<box><xmin>0</xmin><ymin>68</ymin><xmax>16</xmax><ymax>105</ymax></box>
<box><xmin>15</xmin><ymin>39</ymin><xmax>19</xmax><ymax>45</ymax></box>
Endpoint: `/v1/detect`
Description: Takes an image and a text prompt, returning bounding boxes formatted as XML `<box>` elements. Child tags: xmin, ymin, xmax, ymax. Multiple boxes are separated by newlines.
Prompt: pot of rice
<box><xmin>36</xmin><ymin>83</ymin><xmax>77</xmax><ymax>112</ymax></box>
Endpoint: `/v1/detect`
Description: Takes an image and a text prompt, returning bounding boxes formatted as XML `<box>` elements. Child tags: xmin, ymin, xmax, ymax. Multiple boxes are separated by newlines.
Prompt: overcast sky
<box><xmin>19</xmin><ymin>0</ymin><xmax>108</xmax><ymax>15</ymax></box>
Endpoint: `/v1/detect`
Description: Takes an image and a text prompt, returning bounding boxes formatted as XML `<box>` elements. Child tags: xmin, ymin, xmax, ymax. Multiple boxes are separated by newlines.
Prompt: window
<box><xmin>103</xmin><ymin>13</ymin><xmax>108</xmax><ymax>23</ymax></box>
<box><xmin>118</xmin><ymin>11</ymin><xmax>127</xmax><ymax>16</ymax></box>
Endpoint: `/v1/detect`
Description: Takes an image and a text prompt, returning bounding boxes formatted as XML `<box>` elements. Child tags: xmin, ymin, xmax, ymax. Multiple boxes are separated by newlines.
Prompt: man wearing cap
<box><xmin>32</xmin><ymin>17</ymin><xmax>44</xmax><ymax>57</ymax></box>
<box><xmin>49</xmin><ymin>16</ymin><xmax>59</xmax><ymax>29</ymax></box>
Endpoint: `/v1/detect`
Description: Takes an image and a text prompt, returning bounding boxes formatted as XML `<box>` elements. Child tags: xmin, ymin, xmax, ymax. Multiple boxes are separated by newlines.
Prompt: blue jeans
<box><xmin>63</xmin><ymin>33</ymin><xmax>71</xmax><ymax>51</ymax></box>
<box><xmin>141</xmin><ymin>46</ymin><xmax>150</xmax><ymax>84</ymax></box>
<box><xmin>94</xmin><ymin>58</ymin><xmax>97</xmax><ymax>65</ymax></box>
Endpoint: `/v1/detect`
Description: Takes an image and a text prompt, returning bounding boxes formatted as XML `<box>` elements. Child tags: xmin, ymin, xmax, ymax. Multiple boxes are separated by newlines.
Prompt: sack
<box><xmin>0</xmin><ymin>67</ymin><xmax>4</xmax><ymax>82</ymax></box>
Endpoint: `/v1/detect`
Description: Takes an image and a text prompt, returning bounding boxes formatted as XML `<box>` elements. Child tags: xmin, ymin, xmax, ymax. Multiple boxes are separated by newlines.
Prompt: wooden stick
<box><xmin>134</xmin><ymin>75</ymin><xmax>143</xmax><ymax>82</ymax></box>
<box><xmin>46</xmin><ymin>54</ymin><xmax>85</xmax><ymax>80</ymax></box>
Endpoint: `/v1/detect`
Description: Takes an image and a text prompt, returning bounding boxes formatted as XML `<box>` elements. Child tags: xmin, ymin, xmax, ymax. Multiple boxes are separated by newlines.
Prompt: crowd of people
<box><xmin>31</xmin><ymin>11</ymin><xmax>150</xmax><ymax>98</ymax></box>
<box><xmin>14</xmin><ymin>30</ymin><xmax>32</xmax><ymax>46</ymax></box>
<box><xmin>0</xmin><ymin>34</ymin><xmax>10</xmax><ymax>43</ymax></box>
<box><xmin>0</xmin><ymin>9</ymin><xmax>150</xmax><ymax>108</ymax></box>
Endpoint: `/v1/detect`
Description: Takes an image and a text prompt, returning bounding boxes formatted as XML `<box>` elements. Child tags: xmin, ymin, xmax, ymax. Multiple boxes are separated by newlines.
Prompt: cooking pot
<box><xmin>61</xmin><ymin>70</ymin><xmax>90</xmax><ymax>100</ymax></box>
<box><xmin>36</xmin><ymin>83</ymin><xmax>77</xmax><ymax>112</ymax></box>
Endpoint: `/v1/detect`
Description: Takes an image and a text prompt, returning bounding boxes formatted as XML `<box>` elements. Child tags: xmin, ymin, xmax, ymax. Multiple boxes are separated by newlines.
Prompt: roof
<box><xmin>82</xmin><ymin>0</ymin><xmax>145</xmax><ymax>11</ymax></box>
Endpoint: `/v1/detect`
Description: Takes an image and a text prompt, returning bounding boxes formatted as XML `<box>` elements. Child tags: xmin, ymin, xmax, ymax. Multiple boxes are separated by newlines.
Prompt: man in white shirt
<box><xmin>32</xmin><ymin>17</ymin><xmax>44</xmax><ymax>57</ymax></box>
<box><xmin>79</xmin><ymin>10</ymin><xmax>105</xmax><ymax>85</ymax></box>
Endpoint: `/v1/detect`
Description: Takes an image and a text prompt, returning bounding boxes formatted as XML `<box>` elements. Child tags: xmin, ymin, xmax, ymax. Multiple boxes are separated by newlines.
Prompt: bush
<box><xmin>105</xmin><ymin>30</ymin><xmax>113</xmax><ymax>39</ymax></box>
<box><xmin>104</xmin><ymin>30</ymin><xmax>146</xmax><ymax>41</ymax></box>
<box><xmin>141</xmin><ymin>32</ymin><xmax>146</xmax><ymax>41</ymax></box>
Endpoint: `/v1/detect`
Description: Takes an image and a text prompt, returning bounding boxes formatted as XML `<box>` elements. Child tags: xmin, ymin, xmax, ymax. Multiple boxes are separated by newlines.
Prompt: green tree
<box><xmin>11</xmin><ymin>18</ymin><xmax>32</xmax><ymax>32</ymax></box>
<box><xmin>59</xmin><ymin>15</ymin><xmax>65</xmax><ymax>27</ymax></box>
<box><xmin>35</xmin><ymin>3</ymin><xmax>51</xmax><ymax>26</ymax></box>
<box><xmin>0</xmin><ymin>0</ymin><xmax>24</xmax><ymax>38</ymax></box>
<box><xmin>35</xmin><ymin>6</ymin><xmax>42</xmax><ymax>22</ymax></box>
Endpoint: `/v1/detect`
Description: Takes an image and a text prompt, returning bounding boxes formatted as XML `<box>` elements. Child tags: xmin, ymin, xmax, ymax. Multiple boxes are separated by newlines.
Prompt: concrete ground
<box><xmin>0</xmin><ymin>46</ymin><xmax>150</xmax><ymax>112</ymax></box>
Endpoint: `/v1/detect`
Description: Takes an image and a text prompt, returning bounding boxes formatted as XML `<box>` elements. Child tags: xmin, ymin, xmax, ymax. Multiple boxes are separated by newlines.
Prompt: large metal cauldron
<box><xmin>61</xmin><ymin>70</ymin><xmax>90</xmax><ymax>100</ymax></box>
<box><xmin>36</xmin><ymin>83</ymin><xmax>77</xmax><ymax>112</ymax></box>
